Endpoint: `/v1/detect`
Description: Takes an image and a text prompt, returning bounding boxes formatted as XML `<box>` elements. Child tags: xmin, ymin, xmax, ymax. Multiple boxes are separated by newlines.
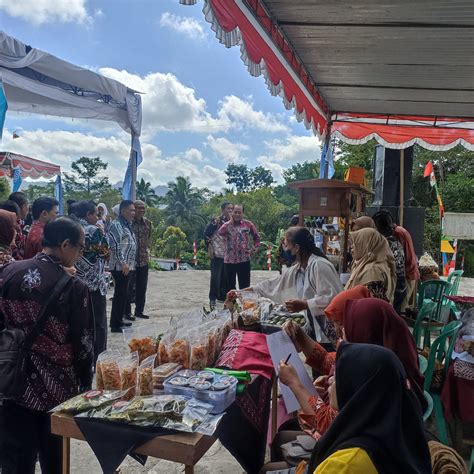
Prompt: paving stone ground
<box><xmin>47</xmin><ymin>271</ymin><xmax>474</xmax><ymax>473</ymax></box>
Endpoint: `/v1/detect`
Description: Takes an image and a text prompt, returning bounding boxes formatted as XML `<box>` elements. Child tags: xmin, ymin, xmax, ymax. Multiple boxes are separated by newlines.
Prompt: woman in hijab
<box><xmin>97</xmin><ymin>203</ymin><xmax>111</xmax><ymax>232</ymax></box>
<box><xmin>305</xmin><ymin>343</ymin><xmax>431</xmax><ymax>473</ymax></box>
<box><xmin>279</xmin><ymin>298</ymin><xmax>426</xmax><ymax>445</ymax></box>
<box><xmin>346</xmin><ymin>227</ymin><xmax>396</xmax><ymax>303</ymax></box>
<box><xmin>0</xmin><ymin>209</ymin><xmax>18</xmax><ymax>267</ymax></box>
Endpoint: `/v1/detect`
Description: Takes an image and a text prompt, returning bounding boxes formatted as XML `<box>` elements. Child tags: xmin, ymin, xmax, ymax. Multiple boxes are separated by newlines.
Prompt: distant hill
<box><xmin>154</xmin><ymin>185</ymin><xmax>167</xmax><ymax>197</ymax></box>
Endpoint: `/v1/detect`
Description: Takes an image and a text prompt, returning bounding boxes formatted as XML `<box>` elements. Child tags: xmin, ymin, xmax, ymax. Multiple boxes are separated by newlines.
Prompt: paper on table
<box><xmin>266</xmin><ymin>331</ymin><xmax>317</xmax><ymax>413</ymax></box>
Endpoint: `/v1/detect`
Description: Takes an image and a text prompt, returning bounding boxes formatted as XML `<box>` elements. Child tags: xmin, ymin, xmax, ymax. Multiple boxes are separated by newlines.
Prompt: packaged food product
<box><xmin>101</xmin><ymin>357</ymin><xmax>121</xmax><ymax>391</ymax></box>
<box><xmin>95</xmin><ymin>350</ymin><xmax>120</xmax><ymax>390</ymax></box>
<box><xmin>123</xmin><ymin>327</ymin><xmax>157</xmax><ymax>363</ymax></box>
<box><xmin>152</xmin><ymin>363</ymin><xmax>182</xmax><ymax>390</ymax></box>
<box><xmin>189</xmin><ymin>330</ymin><xmax>208</xmax><ymax>371</ymax></box>
<box><xmin>158</xmin><ymin>331</ymin><xmax>176</xmax><ymax>365</ymax></box>
<box><xmin>52</xmin><ymin>390</ymin><xmax>124</xmax><ymax>414</ymax></box>
<box><xmin>137</xmin><ymin>354</ymin><xmax>156</xmax><ymax>396</ymax></box>
<box><xmin>169</xmin><ymin>337</ymin><xmax>191</xmax><ymax>369</ymax></box>
<box><xmin>169</xmin><ymin>376</ymin><xmax>189</xmax><ymax>387</ymax></box>
<box><xmin>119</xmin><ymin>352</ymin><xmax>139</xmax><ymax>401</ymax></box>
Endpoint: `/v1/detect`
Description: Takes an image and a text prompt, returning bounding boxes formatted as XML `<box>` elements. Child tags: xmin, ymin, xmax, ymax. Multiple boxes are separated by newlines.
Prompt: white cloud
<box><xmin>160</xmin><ymin>12</ymin><xmax>205</xmax><ymax>40</ymax></box>
<box><xmin>2</xmin><ymin>129</ymin><xmax>226</xmax><ymax>190</ymax></box>
<box><xmin>0</xmin><ymin>0</ymin><xmax>92</xmax><ymax>25</ymax></box>
<box><xmin>257</xmin><ymin>135</ymin><xmax>321</xmax><ymax>182</ymax></box>
<box><xmin>99</xmin><ymin>68</ymin><xmax>225</xmax><ymax>135</ymax></box>
<box><xmin>218</xmin><ymin>95</ymin><xmax>289</xmax><ymax>133</ymax></box>
<box><xmin>206</xmin><ymin>135</ymin><xmax>248</xmax><ymax>163</ymax></box>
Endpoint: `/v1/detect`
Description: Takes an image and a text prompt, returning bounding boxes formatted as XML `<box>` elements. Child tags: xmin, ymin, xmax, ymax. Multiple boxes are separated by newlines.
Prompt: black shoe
<box><xmin>119</xmin><ymin>319</ymin><xmax>132</xmax><ymax>327</ymax></box>
<box><xmin>110</xmin><ymin>327</ymin><xmax>125</xmax><ymax>333</ymax></box>
<box><xmin>125</xmin><ymin>314</ymin><xmax>136</xmax><ymax>321</ymax></box>
<box><xmin>135</xmin><ymin>313</ymin><xmax>150</xmax><ymax>319</ymax></box>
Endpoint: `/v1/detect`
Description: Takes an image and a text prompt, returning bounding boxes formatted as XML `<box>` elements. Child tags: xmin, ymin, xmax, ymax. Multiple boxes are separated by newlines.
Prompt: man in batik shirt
<box><xmin>218</xmin><ymin>204</ymin><xmax>260</xmax><ymax>292</ymax></box>
<box><xmin>204</xmin><ymin>201</ymin><xmax>233</xmax><ymax>308</ymax></box>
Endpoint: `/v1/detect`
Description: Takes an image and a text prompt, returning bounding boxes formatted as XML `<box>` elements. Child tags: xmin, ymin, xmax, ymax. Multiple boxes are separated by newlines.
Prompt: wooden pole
<box><xmin>399</xmin><ymin>148</ymin><xmax>405</xmax><ymax>226</ymax></box>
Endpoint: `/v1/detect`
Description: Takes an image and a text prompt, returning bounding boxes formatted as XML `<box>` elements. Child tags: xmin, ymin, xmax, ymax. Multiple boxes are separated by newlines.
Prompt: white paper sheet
<box><xmin>266</xmin><ymin>331</ymin><xmax>318</xmax><ymax>413</ymax></box>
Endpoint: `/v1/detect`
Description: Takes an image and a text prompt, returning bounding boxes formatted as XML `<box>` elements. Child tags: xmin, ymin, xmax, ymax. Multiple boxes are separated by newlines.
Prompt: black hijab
<box><xmin>309</xmin><ymin>343</ymin><xmax>431</xmax><ymax>474</ymax></box>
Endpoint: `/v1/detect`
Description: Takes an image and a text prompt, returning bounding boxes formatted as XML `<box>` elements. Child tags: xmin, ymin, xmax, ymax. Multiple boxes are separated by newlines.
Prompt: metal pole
<box><xmin>399</xmin><ymin>148</ymin><xmax>405</xmax><ymax>226</ymax></box>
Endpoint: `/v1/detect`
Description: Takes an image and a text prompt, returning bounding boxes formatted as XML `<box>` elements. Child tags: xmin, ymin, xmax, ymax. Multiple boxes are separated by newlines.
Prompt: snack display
<box><xmin>95</xmin><ymin>350</ymin><xmax>120</xmax><ymax>391</ymax></box>
<box><xmin>127</xmin><ymin>337</ymin><xmax>156</xmax><ymax>363</ymax></box>
<box><xmin>266</xmin><ymin>313</ymin><xmax>306</xmax><ymax>327</ymax></box>
<box><xmin>52</xmin><ymin>390</ymin><xmax>124</xmax><ymax>414</ymax></box>
<box><xmin>101</xmin><ymin>359</ymin><xmax>121</xmax><ymax>390</ymax></box>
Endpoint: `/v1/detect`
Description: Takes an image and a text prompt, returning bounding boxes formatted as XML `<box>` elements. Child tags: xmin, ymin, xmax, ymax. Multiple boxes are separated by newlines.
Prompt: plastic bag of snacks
<box><xmin>239</xmin><ymin>291</ymin><xmax>259</xmax><ymax>311</ymax></box>
<box><xmin>138</xmin><ymin>354</ymin><xmax>156</xmax><ymax>396</ymax></box>
<box><xmin>52</xmin><ymin>390</ymin><xmax>125</xmax><ymax>414</ymax></box>
<box><xmin>123</xmin><ymin>327</ymin><xmax>157</xmax><ymax>363</ymax></box>
<box><xmin>189</xmin><ymin>330</ymin><xmax>208</xmax><ymax>371</ymax></box>
<box><xmin>95</xmin><ymin>350</ymin><xmax>120</xmax><ymax>390</ymax></box>
<box><xmin>119</xmin><ymin>352</ymin><xmax>139</xmax><ymax>401</ymax></box>
<box><xmin>158</xmin><ymin>330</ymin><xmax>176</xmax><ymax>364</ymax></box>
<box><xmin>169</xmin><ymin>330</ymin><xmax>191</xmax><ymax>369</ymax></box>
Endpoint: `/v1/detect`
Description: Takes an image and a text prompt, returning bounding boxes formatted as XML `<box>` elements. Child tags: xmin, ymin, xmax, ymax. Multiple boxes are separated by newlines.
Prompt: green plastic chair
<box><xmin>413</xmin><ymin>303</ymin><xmax>438</xmax><ymax>349</ymax></box>
<box><xmin>423</xmin><ymin>320</ymin><xmax>462</xmax><ymax>445</ymax></box>
<box><xmin>423</xmin><ymin>390</ymin><xmax>433</xmax><ymax>422</ymax></box>
<box><xmin>417</xmin><ymin>279</ymin><xmax>452</xmax><ymax>326</ymax></box>
<box><xmin>446</xmin><ymin>270</ymin><xmax>463</xmax><ymax>296</ymax></box>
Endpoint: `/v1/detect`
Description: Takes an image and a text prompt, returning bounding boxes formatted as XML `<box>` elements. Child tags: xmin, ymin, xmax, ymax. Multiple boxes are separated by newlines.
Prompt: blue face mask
<box><xmin>281</xmin><ymin>249</ymin><xmax>296</xmax><ymax>264</ymax></box>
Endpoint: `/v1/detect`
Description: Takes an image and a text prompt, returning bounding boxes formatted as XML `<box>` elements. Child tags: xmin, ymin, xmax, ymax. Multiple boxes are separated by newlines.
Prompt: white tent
<box><xmin>0</xmin><ymin>31</ymin><xmax>143</xmax><ymax>198</ymax></box>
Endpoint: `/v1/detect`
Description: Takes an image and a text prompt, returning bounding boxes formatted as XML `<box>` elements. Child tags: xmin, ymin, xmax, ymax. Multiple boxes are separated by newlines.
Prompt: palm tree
<box><xmin>164</xmin><ymin>176</ymin><xmax>206</xmax><ymax>239</ymax></box>
<box><xmin>136</xmin><ymin>178</ymin><xmax>159</xmax><ymax>206</ymax></box>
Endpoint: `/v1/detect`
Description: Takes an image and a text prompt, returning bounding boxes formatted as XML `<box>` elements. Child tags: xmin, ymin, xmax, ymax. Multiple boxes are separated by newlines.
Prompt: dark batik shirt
<box><xmin>0</xmin><ymin>253</ymin><xmax>94</xmax><ymax>412</ymax></box>
<box><xmin>132</xmin><ymin>217</ymin><xmax>152</xmax><ymax>268</ymax></box>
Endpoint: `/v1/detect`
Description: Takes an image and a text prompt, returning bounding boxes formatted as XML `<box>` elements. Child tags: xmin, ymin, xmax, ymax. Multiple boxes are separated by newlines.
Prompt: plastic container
<box><xmin>163</xmin><ymin>370</ymin><xmax>237</xmax><ymax>414</ymax></box>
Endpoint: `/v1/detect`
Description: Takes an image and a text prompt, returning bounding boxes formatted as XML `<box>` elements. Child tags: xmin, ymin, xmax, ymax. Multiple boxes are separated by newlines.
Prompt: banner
<box><xmin>12</xmin><ymin>166</ymin><xmax>22</xmax><ymax>192</ymax></box>
<box><xmin>0</xmin><ymin>76</ymin><xmax>7</xmax><ymax>141</ymax></box>
<box><xmin>54</xmin><ymin>174</ymin><xmax>64</xmax><ymax>215</ymax></box>
<box><xmin>424</xmin><ymin>160</ymin><xmax>444</xmax><ymax>218</ymax></box>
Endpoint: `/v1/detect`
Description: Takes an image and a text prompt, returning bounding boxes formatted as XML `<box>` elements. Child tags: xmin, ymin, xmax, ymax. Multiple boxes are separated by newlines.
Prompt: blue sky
<box><xmin>1</xmin><ymin>0</ymin><xmax>321</xmax><ymax>189</ymax></box>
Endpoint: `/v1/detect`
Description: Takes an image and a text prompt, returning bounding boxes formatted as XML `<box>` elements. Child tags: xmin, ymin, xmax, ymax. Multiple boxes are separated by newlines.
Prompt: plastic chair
<box><xmin>413</xmin><ymin>303</ymin><xmax>437</xmax><ymax>349</ymax></box>
<box><xmin>417</xmin><ymin>279</ymin><xmax>452</xmax><ymax>326</ymax></box>
<box><xmin>423</xmin><ymin>390</ymin><xmax>433</xmax><ymax>422</ymax></box>
<box><xmin>446</xmin><ymin>270</ymin><xmax>463</xmax><ymax>297</ymax></box>
<box><xmin>423</xmin><ymin>320</ymin><xmax>462</xmax><ymax>445</ymax></box>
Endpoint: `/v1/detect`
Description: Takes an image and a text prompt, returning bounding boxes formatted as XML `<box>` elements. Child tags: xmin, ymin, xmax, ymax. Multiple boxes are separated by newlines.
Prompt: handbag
<box><xmin>0</xmin><ymin>271</ymin><xmax>72</xmax><ymax>400</ymax></box>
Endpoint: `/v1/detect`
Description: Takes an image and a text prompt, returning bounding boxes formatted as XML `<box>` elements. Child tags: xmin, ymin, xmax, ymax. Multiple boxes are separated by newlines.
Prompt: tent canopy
<box><xmin>0</xmin><ymin>151</ymin><xmax>61</xmax><ymax>179</ymax></box>
<box><xmin>181</xmin><ymin>0</ymin><xmax>474</xmax><ymax>150</ymax></box>
<box><xmin>0</xmin><ymin>31</ymin><xmax>143</xmax><ymax>198</ymax></box>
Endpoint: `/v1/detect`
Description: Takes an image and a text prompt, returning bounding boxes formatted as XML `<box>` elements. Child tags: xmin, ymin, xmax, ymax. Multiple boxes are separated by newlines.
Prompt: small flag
<box><xmin>440</xmin><ymin>240</ymin><xmax>455</xmax><ymax>254</ymax></box>
<box><xmin>0</xmin><ymin>76</ymin><xmax>7</xmax><ymax>141</ymax></box>
<box><xmin>423</xmin><ymin>161</ymin><xmax>433</xmax><ymax>178</ymax></box>
<box><xmin>12</xmin><ymin>167</ymin><xmax>22</xmax><ymax>192</ymax></box>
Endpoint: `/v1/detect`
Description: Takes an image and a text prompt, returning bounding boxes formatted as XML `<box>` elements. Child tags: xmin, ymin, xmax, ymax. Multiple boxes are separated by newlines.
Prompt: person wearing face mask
<box><xmin>73</xmin><ymin>200</ymin><xmax>110</xmax><ymax>362</ymax></box>
<box><xmin>0</xmin><ymin>217</ymin><xmax>94</xmax><ymax>474</ymax></box>
<box><xmin>250</xmin><ymin>226</ymin><xmax>342</xmax><ymax>346</ymax></box>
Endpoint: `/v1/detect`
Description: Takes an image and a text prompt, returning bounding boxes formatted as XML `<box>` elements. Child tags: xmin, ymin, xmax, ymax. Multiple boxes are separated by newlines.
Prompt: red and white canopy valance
<box><xmin>0</xmin><ymin>152</ymin><xmax>61</xmax><ymax>179</ymax></box>
<box><xmin>181</xmin><ymin>0</ymin><xmax>474</xmax><ymax>151</ymax></box>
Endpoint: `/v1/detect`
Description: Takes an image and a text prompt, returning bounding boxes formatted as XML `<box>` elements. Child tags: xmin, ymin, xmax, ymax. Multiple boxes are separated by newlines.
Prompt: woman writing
<box><xmin>251</xmin><ymin>226</ymin><xmax>342</xmax><ymax>345</ymax></box>
<box><xmin>0</xmin><ymin>217</ymin><xmax>94</xmax><ymax>474</ymax></box>
<box><xmin>345</xmin><ymin>227</ymin><xmax>396</xmax><ymax>303</ymax></box>
<box><xmin>263</xmin><ymin>298</ymin><xmax>426</xmax><ymax>471</ymax></box>
<box><xmin>305</xmin><ymin>343</ymin><xmax>431</xmax><ymax>473</ymax></box>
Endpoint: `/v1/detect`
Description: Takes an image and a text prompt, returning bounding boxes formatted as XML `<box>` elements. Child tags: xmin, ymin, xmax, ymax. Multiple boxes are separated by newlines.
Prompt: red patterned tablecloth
<box><xmin>441</xmin><ymin>359</ymin><xmax>474</xmax><ymax>423</ymax></box>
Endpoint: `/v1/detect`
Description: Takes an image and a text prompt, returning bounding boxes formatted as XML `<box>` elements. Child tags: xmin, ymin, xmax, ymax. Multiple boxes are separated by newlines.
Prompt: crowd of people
<box><xmin>0</xmin><ymin>192</ymin><xmax>467</xmax><ymax>473</ymax></box>
<box><xmin>0</xmin><ymin>192</ymin><xmax>153</xmax><ymax>473</ymax></box>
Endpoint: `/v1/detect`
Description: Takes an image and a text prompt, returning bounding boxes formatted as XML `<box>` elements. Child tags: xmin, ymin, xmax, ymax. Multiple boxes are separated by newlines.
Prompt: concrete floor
<box><xmin>48</xmin><ymin>271</ymin><xmax>474</xmax><ymax>473</ymax></box>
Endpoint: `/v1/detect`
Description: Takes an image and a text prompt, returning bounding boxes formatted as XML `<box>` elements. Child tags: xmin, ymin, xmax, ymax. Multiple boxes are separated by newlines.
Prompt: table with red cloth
<box><xmin>442</xmin><ymin>358</ymin><xmax>474</xmax><ymax>423</ymax></box>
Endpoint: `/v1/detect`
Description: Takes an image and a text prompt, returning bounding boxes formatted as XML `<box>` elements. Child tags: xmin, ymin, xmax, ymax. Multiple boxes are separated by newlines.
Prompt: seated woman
<box><xmin>304</xmin><ymin>343</ymin><xmax>431</xmax><ymax>473</ymax></box>
<box><xmin>250</xmin><ymin>226</ymin><xmax>342</xmax><ymax>346</ymax></box>
<box><xmin>277</xmin><ymin>298</ymin><xmax>425</xmax><ymax>450</ymax></box>
<box><xmin>345</xmin><ymin>227</ymin><xmax>396</xmax><ymax>303</ymax></box>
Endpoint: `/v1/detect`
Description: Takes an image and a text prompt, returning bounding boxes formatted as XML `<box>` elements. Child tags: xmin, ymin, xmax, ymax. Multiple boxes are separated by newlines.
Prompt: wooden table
<box><xmin>51</xmin><ymin>412</ymin><xmax>216</xmax><ymax>474</ymax></box>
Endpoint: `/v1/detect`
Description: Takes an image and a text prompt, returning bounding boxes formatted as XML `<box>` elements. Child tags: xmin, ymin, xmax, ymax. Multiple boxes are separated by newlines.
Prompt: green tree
<box><xmin>164</xmin><ymin>176</ymin><xmax>206</xmax><ymax>241</ymax></box>
<box><xmin>157</xmin><ymin>226</ymin><xmax>188</xmax><ymax>259</ymax></box>
<box><xmin>25</xmin><ymin>182</ymin><xmax>55</xmax><ymax>201</ymax></box>
<box><xmin>282</xmin><ymin>161</ymin><xmax>319</xmax><ymax>183</ymax></box>
<box><xmin>63</xmin><ymin>156</ymin><xmax>111</xmax><ymax>199</ymax></box>
<box><xmin>225</xmin><ymin>164</ymin><xmax>274</xmax><ymax>191</ymax></box>
<box><xmin>136</xmin><ymin>178</ymin><xmax>159</xmax><ymax>206</ymax></box>
<box><xmin>0</xmin><ymin>177</ymin><xmax>11</xmax><ymax>200</ymax></box>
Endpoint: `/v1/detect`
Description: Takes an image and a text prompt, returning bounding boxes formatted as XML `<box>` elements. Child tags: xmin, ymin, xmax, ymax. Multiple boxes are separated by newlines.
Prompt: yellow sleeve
<box><xmin>314</xmin><ymin>447</ymin><xmax>378</xmax><ymax>474</ymax></box>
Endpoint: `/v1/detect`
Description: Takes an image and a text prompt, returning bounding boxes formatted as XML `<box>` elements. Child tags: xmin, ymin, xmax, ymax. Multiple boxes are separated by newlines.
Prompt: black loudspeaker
<box><xmin>372</xmin><ymin>146</ymin><xmax>414</xmax><ymax>207</ymax></box>
<box><xmin>367</xmin><ymin>205</ymin><xmax>425</xmax><ymax>257</ymax></box>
